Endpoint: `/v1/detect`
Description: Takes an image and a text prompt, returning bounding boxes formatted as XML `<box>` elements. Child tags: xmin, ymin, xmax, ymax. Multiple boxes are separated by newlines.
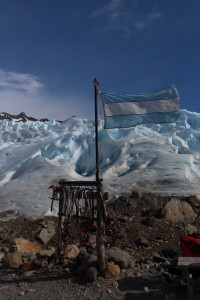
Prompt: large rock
<box><xmin>102</xmin><ymin>263</ymin><xmax>120</xmax><ymax>279</ymax></box>
<box><xmin>86</xmin><ymin>254</ymin><xmax>98</xmax><ymax>268</ymax></box>
<box><xmin>33</xmin><ymin>258</ymin><xmax>48</xmax><ymax>269</ymax></box>
<box><xmin>106</xmin><ymin>247</ymin><xmax>131</xmax><ymax>269</ymax></box>
<box><xmin>64</xmin><ymin>244</ymin><xmax>80</xmax><ymax>260</ymax></box>
<box><xmin>86</xmin><ymin>267</ymin><xmax>97</xmax><ymax>282</ymax></box>
<box><xmin>164</xmin><ymin>198</ymin><xmax>197</xmax><ymax>224</ymax></box>
<box><xmin>185</xmin><ymin>224</ymin><xmax>197</xmax><ymax>235</ymax></box>
<box><xmin>185</xmin><ymin>195</ymin><xmax>200</xmax><ymax>210</ymax></box>
<box><xmin>3</xmin><ymin>252</ymin><xmax>23</xmax><ymax>267</ymax></box>
<box><xmin>36</xmin><ymin>249</ymin><xmax>55</xmax><ymax>259</ymax></box>
<box><xmin>72</xmin><ymin>252</ymin><xmax>97</xmax><ymax>274</ymax></box>
<box><xmin>11</xmin><ymin>237</ymin><xmax>42</xmax><ymax>255</ymax></box>
<box><xmin>19</xmin><ymin>261</ymin><xmax>34</xmax><ymax>273</ymax></box>
<box><xmin>36</xmin><ymin>225</ymin><xmax>56</xmax><ymax>245</ymax></box>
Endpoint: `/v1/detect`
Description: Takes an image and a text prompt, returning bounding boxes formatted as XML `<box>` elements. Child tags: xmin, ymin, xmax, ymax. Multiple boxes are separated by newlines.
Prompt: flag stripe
<box><xmin>104</xmin><ymin>98</ymin><xmax>179</xmax><ymax>116</ymax></box>
<box><xmin>105</xmin><ymin>111</ymin><xmax>180</xmax><ymax>129</ymax></box>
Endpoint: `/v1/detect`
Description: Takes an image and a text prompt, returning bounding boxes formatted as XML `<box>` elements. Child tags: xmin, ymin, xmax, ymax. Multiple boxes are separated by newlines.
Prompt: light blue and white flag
<box><xmin>100</xmin><ymin>86</ymin><xmax>180</xmax><ymax>129</ymax></box>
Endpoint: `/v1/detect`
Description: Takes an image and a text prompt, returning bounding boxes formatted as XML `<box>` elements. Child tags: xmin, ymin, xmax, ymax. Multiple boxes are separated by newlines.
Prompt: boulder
<box><xmin>86</xmin><ymin>267</ymin><xmax>97</xmax><ymax>282</ymax></box>
<box><xmin>64</xmin><ymin>244</ymin><xmax>80</xmax><ymax>260</ymax></box>
<box><xmin>11</xmin><ymin>237</ymin><xmax>42</xmax><ymax>255</ymax></box>
<box><xmin>19</xmin><ymin>261</ymin><xmax>34</xmax><ymax>273</ymax></box>
<box><xmin>33</xmin><ymin>258</ymin><xmax>48</xmax><ymax>269</ymax></box>
<box><xmin>86</xmin><ymin>254</ymin><xmax>98</xmax><ymax>268</ymax></box>
<box><xmin>185</xmin><ymin>224</ymin><xmax>197</xmax><ymax>235</ymax></box>
<box><xmin>106</xmin><ymin>247</ymin><xmax>131</xmax><ymax>269</ymax></box>
<box><xmin>164</xmin><ymin>198</ymin><xmax>197</xmax><ymax>224</ymax></box>
<box><xmin>36</xmin><ymin>249</ymin><xmax>55</xmax><ymax>259</ymax></box>
<box><xmin>36</xmin><ymin>225</ymin><xmax>56</xmax><ymax>245</ymax></box>
<box><xmin>102</xmin><ymin>263</ymin><xmax>120</xmax><ymax>279</ymax></box>
<box><xmin>185</xmin><ymin>195</ymin><xmax>200</xmax><ymax>210</ymax></box>
<box><xmin>72</xmin><ymin>252</ymin><xmax>98</xmax><ymax>274</ymax></box>
<box><xmin>3</xmin><ymin>252</ymin><xmax>22</xmax><ymax>268</ymax></box>
<box><xmin>71</xmin><ymin>251</ymin><xmax>89</xmax><ymax>274</ymax></box>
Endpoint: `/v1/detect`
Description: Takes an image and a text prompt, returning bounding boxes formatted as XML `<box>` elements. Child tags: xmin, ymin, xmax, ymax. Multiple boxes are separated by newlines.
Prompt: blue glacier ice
<box><xmin>0</xmin><ymin>109</ymin><xmax>200</xmax><ymax>218</ymax></box>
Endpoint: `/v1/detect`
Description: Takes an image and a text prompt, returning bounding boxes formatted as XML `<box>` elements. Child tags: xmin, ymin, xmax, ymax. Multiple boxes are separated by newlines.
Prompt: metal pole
<box><xmin>93</xmin><ymin>78</ymin><xmax>106</xmax><ymax>271</ymax></box>
<box><xmin>93</xmin><ymin>78</ymin><xmax>99</xmax><ymax>183</ymax></box>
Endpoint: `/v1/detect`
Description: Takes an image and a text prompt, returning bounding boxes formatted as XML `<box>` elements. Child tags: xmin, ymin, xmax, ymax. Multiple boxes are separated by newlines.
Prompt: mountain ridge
<box><xmin>0</xmin><ymin>111</ymin><xmax>66</xmax><ymax>123</ymax></box>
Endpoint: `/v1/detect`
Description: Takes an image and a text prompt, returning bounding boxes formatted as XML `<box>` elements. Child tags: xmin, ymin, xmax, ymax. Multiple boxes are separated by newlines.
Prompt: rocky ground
<box><xmin>0</xmin><ymin>190</ymin><xmax>200</xmax><ymax>300</ymax></box>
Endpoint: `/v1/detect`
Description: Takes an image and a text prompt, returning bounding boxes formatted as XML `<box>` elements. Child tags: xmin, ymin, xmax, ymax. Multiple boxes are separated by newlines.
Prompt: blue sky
<box><xmin>0</xmin><ymin>0</ymin><xmax>200</xmax><ymax>120</ymax></box>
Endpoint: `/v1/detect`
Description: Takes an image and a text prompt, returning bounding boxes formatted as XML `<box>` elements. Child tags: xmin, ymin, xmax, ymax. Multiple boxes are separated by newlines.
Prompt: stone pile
<box><xmin>1</xmin><ymin>190</ymin><xmax>200</xmax><ymax>299</ymax></box>
<box><xmin>0</xmin><ymin>218</ymin><xmax>134</xmax><ymax>283</ymax></box>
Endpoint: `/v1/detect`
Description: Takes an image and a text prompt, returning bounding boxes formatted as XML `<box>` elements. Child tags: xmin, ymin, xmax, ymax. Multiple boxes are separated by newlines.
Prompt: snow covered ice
<box><xmin>0</xmin><ymin>109</ymin><xmax>200</xmax><ymax>218</ymax></box>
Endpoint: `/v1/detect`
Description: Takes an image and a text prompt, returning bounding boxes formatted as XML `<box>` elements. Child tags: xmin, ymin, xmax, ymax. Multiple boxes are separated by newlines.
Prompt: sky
<box><xmin>0</xmin><ymin>0</ymin><xmax>200</xmax><ymax>120</ymax></box>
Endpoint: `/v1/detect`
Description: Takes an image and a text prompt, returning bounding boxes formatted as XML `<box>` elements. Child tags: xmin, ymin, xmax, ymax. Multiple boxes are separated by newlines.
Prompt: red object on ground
<box><xmin>180</xmin><ymin>234</ymin><xmax>200</xmax><ymax>257</ymax></box>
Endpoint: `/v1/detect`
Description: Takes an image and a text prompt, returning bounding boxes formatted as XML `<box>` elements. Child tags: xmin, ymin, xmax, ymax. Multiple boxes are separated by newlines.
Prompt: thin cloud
<box><xmin>90</xmin><ymin>0</ymin><xmax>123</xmax><ymax>18</ymax></box>
<box><xmin>0</xmin><ymin>69</ymin><xmax>91</xmax><ymax>120</ymax></box>
<box><xmin>90</xmin><ymin>1</ymin><xmax>162</xmax><ymax>35</ymax></box>
<box><xmin>134</xmin><ymin>7</ymin><xmax>163</xmax><ymax>30</ymax></box>
<box><xmin>0</xmin><ymin>69</ymin><xmax>44</xmax><ymax>93</ymax></box>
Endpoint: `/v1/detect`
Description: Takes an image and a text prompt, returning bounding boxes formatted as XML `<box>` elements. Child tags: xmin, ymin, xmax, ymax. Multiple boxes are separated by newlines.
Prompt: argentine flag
<box><xmin>100</xmin><ymin>86</ymin><xmax>180</xmax><ymax>129</ymax></box>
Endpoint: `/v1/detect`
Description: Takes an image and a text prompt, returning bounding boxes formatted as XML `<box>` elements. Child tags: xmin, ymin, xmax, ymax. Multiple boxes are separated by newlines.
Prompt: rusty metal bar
<box><xmin>58</xmin><ymin>180</ymin><xmax>101</xmax><ymax>187</ymax></box>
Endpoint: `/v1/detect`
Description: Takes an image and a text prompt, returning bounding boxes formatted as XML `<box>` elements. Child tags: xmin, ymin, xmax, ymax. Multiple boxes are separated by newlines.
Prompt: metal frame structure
<box><xmin>50</xmin><ymin>79</ymin><xmax>106</xmax><ymax>270</ymax></box>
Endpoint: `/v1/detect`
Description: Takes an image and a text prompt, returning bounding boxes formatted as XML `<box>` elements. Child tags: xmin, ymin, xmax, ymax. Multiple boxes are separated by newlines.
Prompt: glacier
<box><xmin>0</xmin><ymin>109</ymin><xmax>200</xmax><ymax>218</ymax></box>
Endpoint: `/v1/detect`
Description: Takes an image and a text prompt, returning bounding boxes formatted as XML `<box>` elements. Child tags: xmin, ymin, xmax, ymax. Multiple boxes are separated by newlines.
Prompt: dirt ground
<box><xmin>0</xmin><ymin>192</ymin><xmax>199</xmax><ymax>300</ymax></box>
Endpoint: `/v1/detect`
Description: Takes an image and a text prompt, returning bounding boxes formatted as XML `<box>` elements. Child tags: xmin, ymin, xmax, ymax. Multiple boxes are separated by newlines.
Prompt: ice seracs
<box><xmin>0</xmin><ymin>109</ymin><xmax>199</xmax><ymax>218</ymax></box>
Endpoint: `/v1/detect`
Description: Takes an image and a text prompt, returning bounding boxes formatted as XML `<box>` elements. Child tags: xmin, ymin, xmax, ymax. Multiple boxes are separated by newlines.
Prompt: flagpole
<box><xmin>93</xmin><ymin>78</ymin><xmax>99</xmax><ymax>183</ymax></box>
<box><xmin>93</xmin><ymin>78</ymin><xmax>106</xmax><ymax>271</ymax></box>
